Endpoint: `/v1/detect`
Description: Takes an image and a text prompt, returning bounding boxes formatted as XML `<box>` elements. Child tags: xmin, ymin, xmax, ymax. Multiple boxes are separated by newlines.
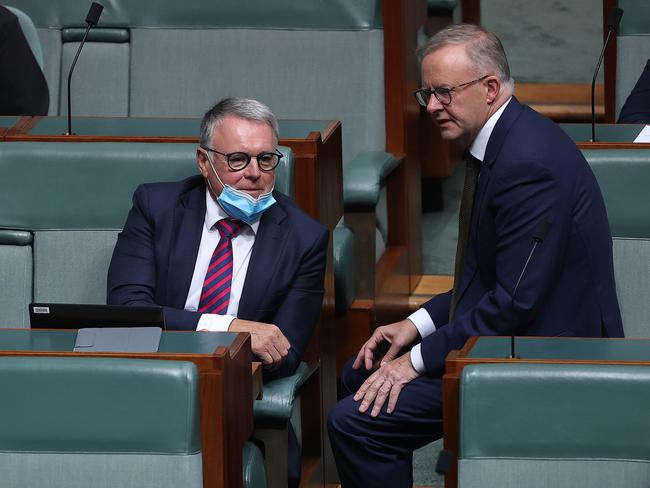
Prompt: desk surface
<box><xmin>560</xmin><ymin>123</ymin><xmax>645</xmax><ymax>143</ymax></box>
<box><xmin>7</xmin><ymin>116</ymin><xmax>333</xmax><ymax>140</ymax></box>
<box><xmin>0</xmin><ymin>328</ymin><xmax>237</xmax><ymax>354</ymax></box>
<box><xmin>468</xmin><ymin>336</ymin><xmax>650</xmax><ymax>362</ymax></box>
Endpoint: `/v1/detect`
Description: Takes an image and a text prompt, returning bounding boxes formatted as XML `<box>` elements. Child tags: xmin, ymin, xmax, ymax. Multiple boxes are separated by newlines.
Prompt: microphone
<box><xmin>591</xmin><ymin>6</ymin><xmax>623</xmax><ymax>142</ymax></box>
<box><xmin>508</xmin><ymin>219</ymin><xmax>551</xmax><ymax>359</ymax></box>
<box><xmin>65</xmin><ymin>2</ymin><xmax>104</xmax><ymax>136</ymax></box>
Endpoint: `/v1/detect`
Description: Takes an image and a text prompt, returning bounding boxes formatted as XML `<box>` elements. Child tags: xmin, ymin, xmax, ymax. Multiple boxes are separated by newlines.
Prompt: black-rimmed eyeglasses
<box><xmin>201</xmin><ymin>146</ymin><xmax>283</xmax><ymax>171</ymax></box>
<box><xmin>413</xmin><ymin>75</ymin><xmax>489</xmax><ymax>107</ymax></box>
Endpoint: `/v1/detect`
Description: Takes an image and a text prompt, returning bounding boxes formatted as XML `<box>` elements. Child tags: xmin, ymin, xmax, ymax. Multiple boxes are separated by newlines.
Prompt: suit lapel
<box><xmin>457</xmin><ymin>97</ymin><xmax>525</xmax><ymax>305</ymax></box>
<box><xmin>238</xmin><ymin>201</ymin><xmax>288</xmax><ymax>319</ymax></box>
<box><xmin>166</xmin><ymin>181</ymin><xmax>206</xmax><ymax>308</ymax></box>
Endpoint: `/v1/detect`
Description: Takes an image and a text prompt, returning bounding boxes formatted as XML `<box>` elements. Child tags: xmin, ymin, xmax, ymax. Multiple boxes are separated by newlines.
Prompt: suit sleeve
<box><xmin>107</xmin><ymin>184</ymin><xmax>201</xmax><ymax>330</ymax></box>
<box><xmin>419</xmin><ymin>158</ymin><xmax>572</xmax><ymax>376</ymax></box>
<box><xmin>264</xmin><ymin>227</ymin><xmax>329</xmax><ymax>380</ymax></box>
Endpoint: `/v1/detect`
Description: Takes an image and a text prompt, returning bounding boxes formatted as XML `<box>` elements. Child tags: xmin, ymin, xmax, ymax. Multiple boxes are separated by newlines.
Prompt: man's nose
<box><xmin>243</xmin><ymin>157</ymin><xmax>262</xmax><ymax>178</ymax></box>
<box><xmin>427</xmin><ymin>95</ymin><xmax>444</xmax><ymax>114</ymax></box>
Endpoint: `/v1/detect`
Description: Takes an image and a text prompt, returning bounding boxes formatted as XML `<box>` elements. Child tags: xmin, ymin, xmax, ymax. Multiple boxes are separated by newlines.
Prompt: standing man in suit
<box><xmin>328</xmin><ymin>24</ymin><xmax>623</xmax><ymax>488</ymax></box>
<box><xmin>108</xmin><ymin>97</ymin><xmax>328</xmax><ymax>487</ymax></box>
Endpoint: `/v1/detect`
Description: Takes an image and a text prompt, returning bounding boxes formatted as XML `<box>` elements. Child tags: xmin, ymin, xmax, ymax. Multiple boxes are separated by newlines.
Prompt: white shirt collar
<box><xmin>469</xmin><ymin>97</ymin><xmax>512</xmax><ymax>162</ymax></box>
<box><xmin>204</xmin><ymin>188</ymin><xmax>260</xmax><ymax>235</ymax></box>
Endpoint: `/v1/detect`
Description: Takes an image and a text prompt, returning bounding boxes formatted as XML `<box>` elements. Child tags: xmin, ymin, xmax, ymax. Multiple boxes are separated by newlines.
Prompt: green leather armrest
<box><xmin>253</xmin><ymin>362</ymin><xmax>316</xmax><ymax>427</ymax></box>
<box><xmin>243</xmin><ymin>441</ymin><xmax>268</xmax><ymax>488</ymax></box>
<box><xmin>333</xmin><ymin>221</ymin><xmax>356</xmax><ymax>315</ymax></box>
<box><xmin>0</xmin><ymin>230</ymin><xmax>32</xmax><ymax>245</ymax></box>
<box><xmin>62</xmin><ymin>28</ymin><xmax>130</xmax><ymax>43</ymax></box>
<box><xmin>343</xmin><ymin>151</ymin><xmax>402</xmax><ymax>209</ymax></box>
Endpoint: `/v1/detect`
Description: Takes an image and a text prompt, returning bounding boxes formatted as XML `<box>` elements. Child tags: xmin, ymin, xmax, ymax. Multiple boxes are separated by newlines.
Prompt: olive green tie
<box><xmin>449</xmin><ymin>153</ymin><xmax>481</xmax><ymax>321</ymax></box>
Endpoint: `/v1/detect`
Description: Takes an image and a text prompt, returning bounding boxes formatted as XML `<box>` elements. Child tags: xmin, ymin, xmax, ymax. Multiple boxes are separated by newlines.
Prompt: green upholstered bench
<box><xmin>0</xmin><ymin>141</ymin><xmax>292</xmax><ymax>327</ymax></box>
<box><xmin>581</xmin><ymin>149</ymin><xmax>650</xmax><ymax>337</ymax></box>
<box><xmin>0</xmin><ymin>356</ymin><xmax>205</xmax><ymax>488</ymax></box>
<box><xmin>458</xmin><ymin>362</ymin><xmax>650</xmax><ymax>488</ymax></box>
<box><xmin>6</xmin><ymin>0</ymin><xmax>420</xmax><ymax>311</ymax></box>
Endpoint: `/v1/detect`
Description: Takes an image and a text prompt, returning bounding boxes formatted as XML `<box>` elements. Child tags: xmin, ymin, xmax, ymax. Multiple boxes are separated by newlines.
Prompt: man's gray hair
<box><xmin>418</xmin><ymin>23</ymin><xmax>514</xmax><ymax>94</ymax></box>
<box><xmin>199</xmin><ymin>97</ymin><xmax>279</xmax><ymax>147</ymax></box>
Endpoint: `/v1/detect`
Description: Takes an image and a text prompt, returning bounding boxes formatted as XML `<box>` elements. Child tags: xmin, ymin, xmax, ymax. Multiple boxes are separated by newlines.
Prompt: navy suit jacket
<box><xmin>420</xmin><ymin>97</ymin><xmax>624</xmax><ymax>376</ymax></box>
<box><xmin>618</xmin><ymin>59</ymin><xmax>650</xmax><ymax>123</ymax></box>
<box><xmin>107</xmin><ymin>175</ymin><xmax>329</xmax><ymax>378</ymax></box>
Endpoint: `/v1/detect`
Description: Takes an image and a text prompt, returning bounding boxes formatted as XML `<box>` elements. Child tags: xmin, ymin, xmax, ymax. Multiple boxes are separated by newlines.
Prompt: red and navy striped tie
<box><xmin>198</xmin><ymin>218</ymin><xmax>244</xmax><ymax>314</ymax></box>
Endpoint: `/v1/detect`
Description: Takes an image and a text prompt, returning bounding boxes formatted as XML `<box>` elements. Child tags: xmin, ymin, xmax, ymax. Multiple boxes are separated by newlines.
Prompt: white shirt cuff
<box><xmin>195</xmin><ymin>313</ymin><xmax>236</xmax><ymax>332</ymax></box>
<box><xmin>407</xmin><ymin>307</ymin><xmax>436</xmax><ymax>338</ymax></box>
<box><xmin>410</xmin><ymin>344</ymin><xmax>427</xmax><ymax>374</ymax></box>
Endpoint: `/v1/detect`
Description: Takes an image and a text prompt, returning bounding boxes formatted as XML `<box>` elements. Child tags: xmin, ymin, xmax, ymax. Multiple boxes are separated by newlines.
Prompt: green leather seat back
<box><xmin>613</xmin><ymin>237</ymin><xmax>650</xmax><ymax>338</ymax></box>
<box><xmin>0</xmin><ymin>356</ymin><xmax>202</xmax><ymax>488</ymax></box>
<box><xmin>459</xmin><ymin>362</ymin><xmax>650</xmax><ymax>488</ymax></box>
<box><xmin>615</xmin><ymin>0</ymin><xmax>650</xmax><ymax>117</ymax></box>
<box><xmin>581</xmin><ymin>149</ymin><xmax>650</xmax><ymax>238</ymax></box>
<box><xmin>0</xmin><ymin>231</ymin><xmax>32</xmax><ymax>328</ymax></box>
<box><xmin>0</xmin><ymin>141</ymin><xmax>293</xmax><ymax>324</ymax></box>
<box><xmin>8</xmin><ymin>0</ymin><xmax>385</xmax><ymax>164</ymax></box>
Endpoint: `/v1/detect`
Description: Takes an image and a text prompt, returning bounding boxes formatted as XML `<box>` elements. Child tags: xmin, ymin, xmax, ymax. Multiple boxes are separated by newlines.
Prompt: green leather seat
<box><xmin>459</xmin><ymin>362</ymin><xmax>650</xmax><ymax>488</ymax></box>
<box><xmin>581</xmin><ymin>149</ymin><xmax>650</xmax><ymax>337</ymax></box>
<box><xmin>0</xmin><ymin>356</ymin><xmax>203</xmax><ymax>488</ymax></box>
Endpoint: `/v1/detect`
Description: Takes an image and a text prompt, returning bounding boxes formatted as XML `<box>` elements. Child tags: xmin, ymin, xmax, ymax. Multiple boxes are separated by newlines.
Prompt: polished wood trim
<box><xmin>577</xmin><ymin>142</ymin><xmax>650</xmax><ymax>149</ymax></box>
<box><xmin>515</xmin><ymin>83</ymin><xmax>605</xmax><ymax>122</ymax></box>
<box><xmin>6</xmin><ymin>116</ymin><xmax>42</xmax><ymax>136</ymax></box>
<box><xmin>252</xmin><ymin>362</ymin><xmax>263</xmax><ymax>400</ymax></box>
<box><xmin>383</xmin><ymin>0</ymin><xmax>425</xmax><ymax>292</ymax></box>
<box><xmin>460</xmin><ymin>0</ymin><xmax>481</xmax><ymax>24</ymax></box>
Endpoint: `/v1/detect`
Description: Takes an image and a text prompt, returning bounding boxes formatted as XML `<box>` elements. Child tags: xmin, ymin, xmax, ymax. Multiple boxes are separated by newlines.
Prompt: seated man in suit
<box><xmin>618</xmin><ymin>59</ymin><xmax>650</xmax><ymax>123</ymax></box>
<box><xmin>108</xmin><ymin>97</ymin><xmax>328</xmax><ymax>487</ymax></box>
<box><xmin>328</xmin><ymin>24</ymin><xmax>623</xmax><ymax>488</ymax></box>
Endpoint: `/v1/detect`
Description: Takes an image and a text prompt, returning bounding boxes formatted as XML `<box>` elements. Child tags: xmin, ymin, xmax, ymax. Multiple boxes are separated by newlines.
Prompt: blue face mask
<box><xmin>205</xmin><ymin>153</ymin><xmax>277</xmax><ymax>225</ymax></box>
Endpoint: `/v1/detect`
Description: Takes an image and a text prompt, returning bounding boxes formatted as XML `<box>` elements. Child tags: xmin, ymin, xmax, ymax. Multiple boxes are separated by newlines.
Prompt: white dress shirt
<box><xmin>409</xmin><ymin>97</ymin><xmax>512</xmax><ymax>373</ymax></box>
<box><xmin>184</xmin><ymin>189</ymin><xmax>260</xmax><ymax>331</ymax></box>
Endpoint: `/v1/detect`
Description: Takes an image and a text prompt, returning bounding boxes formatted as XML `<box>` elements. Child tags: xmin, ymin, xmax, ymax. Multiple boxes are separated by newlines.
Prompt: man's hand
<box><xmin>229</xmin><ymin>319</ymin><xmax>290</xmax><ymax>368</ymax></box>
<box><xmin>352</xmin><ymin>319</ymin><xmax>420</xmax><ymax>371</ymax></box>
<box><xmin>354</xmin><ymin>353</ymin><xmax>420</xmax><ymax>416</ymax></box>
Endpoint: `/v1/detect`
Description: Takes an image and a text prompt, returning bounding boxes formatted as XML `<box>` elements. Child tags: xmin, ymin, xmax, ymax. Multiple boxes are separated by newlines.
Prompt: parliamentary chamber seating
<box><xmin>0</xmin><ymin>141</ymin><xmax>310</xmax><ymax>488</ymax></box>
<box><xmin>0</xmin><ymin>355</ymin><xmax>222</xmax><ymax>488</ymax></box>
<box><xmin>456</xmin><ymin>362</ymin><xmax>650</xmax><ymax>488</ymax></box>
<box><xmin>581</xmin><ymin>148</ymin><xmax>650</xmax><ymax>338</ymax></box>
<box><xmin>5</xmin><ymin>0</ymin><xmax>428</xmax><ymax>335</ymax></box>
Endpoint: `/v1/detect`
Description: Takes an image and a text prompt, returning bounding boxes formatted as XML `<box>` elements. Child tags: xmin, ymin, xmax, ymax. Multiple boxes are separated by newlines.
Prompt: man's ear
<box><xmin>196</xmin><ymin>148</ymin><xmax>209</xmax><ymax>178</ymax></box>
<box><xmin>485</xmin><ymin>75</ymin><xmax>501</xmax><ymax>104</ymax></box>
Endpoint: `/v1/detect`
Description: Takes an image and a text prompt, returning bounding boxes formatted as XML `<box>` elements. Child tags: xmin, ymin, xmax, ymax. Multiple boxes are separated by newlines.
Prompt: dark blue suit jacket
<box><xmin>107</xmin><ymin>175</ymin><xmax>328</xmax><ymax>378</ymax></box>
<box><xmin>618</xmin><ymin>59</ymin><xmax>650</xmax><ymax>123</ymax></box>
<box><xmin>420</xmin><ymin>97</ymin><xmax>624</xmax><ymax>376</ymax></box>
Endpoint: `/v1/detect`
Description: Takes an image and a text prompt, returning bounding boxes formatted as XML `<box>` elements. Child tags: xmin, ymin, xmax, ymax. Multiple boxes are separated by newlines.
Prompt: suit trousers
<box><xmin>327</xmin><ymin>359</ymin><xmax>443</xmax><ymax>488</ymax></box>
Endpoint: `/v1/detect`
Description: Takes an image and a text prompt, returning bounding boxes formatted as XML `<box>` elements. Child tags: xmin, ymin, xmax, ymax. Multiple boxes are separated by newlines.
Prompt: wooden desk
<box><xmin>443</xmin><ymin>336</ymin><xmax>650</xmax><ymax>488</ymax></box>
<box><xmin>0</xmin><ymin>329</ymin><xmax>254</xmax><ymax>488</ymax></box>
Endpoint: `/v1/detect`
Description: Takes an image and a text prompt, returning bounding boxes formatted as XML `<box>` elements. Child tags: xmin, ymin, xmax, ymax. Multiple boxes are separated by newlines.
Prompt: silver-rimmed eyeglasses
<box><xmin>201</xmin><ymin>146</ymin><xmax>283</xmax><ymax>171</ymax></box>
<box><xmin>413</xmin><ymin>75</ymin><xmax>489</xmax><ymax>107</ymax></box>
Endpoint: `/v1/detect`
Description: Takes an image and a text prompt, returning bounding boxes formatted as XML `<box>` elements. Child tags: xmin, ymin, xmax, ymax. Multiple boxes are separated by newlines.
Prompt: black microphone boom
<box><xmin>591</xmin><ymin>6</ymin><xmax>623</xmax><ymax>142</ymax></box>
<box><xmin>66</xmin><ymin>2</ymin><xmax>104</xmax><ymax>136</ymax></box>
<box><xmin>509</xmin><ymin>219</ymin><xmax>551</xmax><ymax>359</ymax></box>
